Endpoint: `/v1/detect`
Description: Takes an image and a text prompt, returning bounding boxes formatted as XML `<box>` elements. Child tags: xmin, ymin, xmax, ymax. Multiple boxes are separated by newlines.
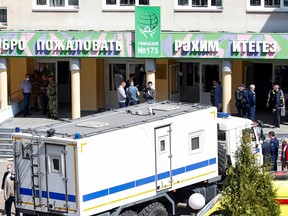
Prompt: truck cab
<box><xmin>217</xmin><ymin>113</ymin><xmax>262</xmax><ymax>168</ymax></box>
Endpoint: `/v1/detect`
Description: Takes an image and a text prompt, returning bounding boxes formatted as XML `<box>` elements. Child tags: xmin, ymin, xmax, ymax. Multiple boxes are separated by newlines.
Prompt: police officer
<box><xmin>269</xmin><ymin>131</ymin><xmax>279</xmax><ymax>171</ymax></box>
<box><xmin>46</xmin><ymin>72</ymin><xmax>58</xmax><ymax>119</ymax></box>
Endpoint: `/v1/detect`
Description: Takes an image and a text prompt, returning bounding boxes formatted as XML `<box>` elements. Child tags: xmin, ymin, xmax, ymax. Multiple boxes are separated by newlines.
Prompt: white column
<box><xmin>222</xmin><ymin>61</ymin><xmax>232</xmax><ymax>113</ymax></box>
<box><xmin>0</xmin><ymin>58</ymin><xmax>8</xmax><ymax>109</ymax></box>
<box><xmin>70</xmin><ymin>59</ymin><xmax>81</xmax><ymax>119</ymax></box>
<box><xmin>145</xmin><ymin>59</ymin><xmax>156</xmax><ymax>91</ymax></box>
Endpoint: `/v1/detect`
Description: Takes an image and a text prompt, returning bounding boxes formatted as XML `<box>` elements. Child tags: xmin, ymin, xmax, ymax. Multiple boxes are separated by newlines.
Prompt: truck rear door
<box><xmin>155</xmin><ymin>125</ymin><xmax>172</xmax><ymax>191</ymax></box>
<box><xmin>45</xmin><ymin>143</ymin><xmax>68</xmax><ymax>213</ymax></box>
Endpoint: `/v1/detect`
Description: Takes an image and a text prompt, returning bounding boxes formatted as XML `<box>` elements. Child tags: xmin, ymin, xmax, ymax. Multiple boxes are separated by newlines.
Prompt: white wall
<box><xmin>1</xmin><ymin>0</ymin><xmax>288</xmax><ymax>33</ymax></box>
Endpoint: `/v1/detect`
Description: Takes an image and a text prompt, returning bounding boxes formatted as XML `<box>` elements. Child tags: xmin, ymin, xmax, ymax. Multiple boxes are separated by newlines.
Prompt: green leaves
<box><xmin>219</xmin><ymin>129</ymin><xmax>280</xmax><ymax>216</ymax></box>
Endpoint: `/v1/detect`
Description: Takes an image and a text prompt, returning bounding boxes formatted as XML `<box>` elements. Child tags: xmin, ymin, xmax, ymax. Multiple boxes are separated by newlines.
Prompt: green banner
<box><xmin>135</xmin><ymin>6</ymin><xmax>161</xmax><ymax>58</ymax></box>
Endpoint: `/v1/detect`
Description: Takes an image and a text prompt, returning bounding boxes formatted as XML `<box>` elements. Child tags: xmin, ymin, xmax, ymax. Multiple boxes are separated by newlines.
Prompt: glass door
<box><xmin>105</xmin><ymin>61</ymin><xmax>146</xmax><ymax>109</ymax></box>
<box><xmin>179</xmin><ymin>62</ymin><xmax>200</xmax><ymax>103</ymax></box>
<box><xmin>200</xmin><ymin>63</ymin><xmax>220</xmax><ymax>105</ymax></box>
<box><xmin>169</xmin><ymin>63</ymin><xmax>180</xmax><ymax>102</ymax></box>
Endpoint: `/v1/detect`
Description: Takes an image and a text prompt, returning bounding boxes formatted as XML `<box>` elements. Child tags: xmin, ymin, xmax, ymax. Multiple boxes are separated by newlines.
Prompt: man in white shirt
<box><xmin>117</xmin><ymin>81</ymin><xmax>127</xmax><ymax>108</ymax></box>
<box><xmin>21</xmin><ymin>74</ymin><xmax>32</xmax><ymax>117</ymax></box>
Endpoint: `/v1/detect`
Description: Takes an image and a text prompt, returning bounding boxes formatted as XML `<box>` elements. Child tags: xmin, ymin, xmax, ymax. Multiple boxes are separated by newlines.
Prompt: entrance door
<box><xmin>105</xmin><ymin>61</ymin><xmax>146</xmax><ymax>109</ymax></box>
<box><xmin>179</xmin><ymin>62</ymin><xmax>200</xmax><ymax>103</ymax></box>
<box><xmin>200</xmin><ymin>64</ymin><xmax>220</xmax><ymax>105</ymax></box>
<box><xmin>245</xmin><ymin>63</ymin><xmax>272</xmax><ymax>109</ymax></box>
<box><xmin>45</xmin><ymin>144</ymin><xmax>68</xmax><ymax>213</ymax></box>
<box><xmin>38</xmin><ymin>61</ymin><xmax>71</xmax><ymax>117</ymax></box>
<box><xmin>169</xmin><ymin>64</ymin><xmax>180</xmax><ymax>101</ymax></box>
<box><xmin>155</xmin><ymin>125</ymin><xmax>172</xmax><ymax>192</ymax></box>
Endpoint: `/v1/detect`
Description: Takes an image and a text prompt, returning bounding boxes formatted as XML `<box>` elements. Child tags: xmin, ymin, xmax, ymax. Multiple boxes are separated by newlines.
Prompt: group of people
<box><xmin>262</xmin><ymin>131</ymin><xmax>288</xmax><ymax>172</ymax></box>
<box><xmin>117</xmin><ymin>73</ymin><xmax>156</xmax><ymax>108</ymax></box>
<box><xmin>235</xmin><ymin>82</ymin><xmax>285</xmax><ymax>128</ymax></box>
<box><xmin>234</xmin><ymin>83</ymin><xmax>256</xmax><ymax>121</ymax></box>
<box><xmin>21</xmin><ymin>68</ymin><xmax>58</xmax><ymax>119</ymax></box>
<box><xmin>1</xmin><ymin>163</ymin><xmax>19</xmax><ymax>216</ymax></box>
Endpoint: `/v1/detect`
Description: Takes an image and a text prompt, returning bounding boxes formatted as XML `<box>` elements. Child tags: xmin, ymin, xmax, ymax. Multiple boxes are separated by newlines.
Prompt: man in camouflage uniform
<box><xmin>46</xmin><ymin>73</ymin><xmax>57</xmax><ymax>119</ymax></box>
<box><xmin>30</xmin><ymin>69</ymin><xmax>41</xmax><ymax>111</ymax></box>
<box><xmin>39</xmin><ymin>70</ymin><xmax>49</xmax><ymax>115</ymax></box>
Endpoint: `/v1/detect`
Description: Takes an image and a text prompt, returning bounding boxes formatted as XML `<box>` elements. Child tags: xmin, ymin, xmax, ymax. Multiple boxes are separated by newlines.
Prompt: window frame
<box><xmin>188</xmin><ymin>130</ymin><xmax>204</xmax><ymax>154</ymax></box>
<box><xmin>102</xmin><ymin>0</ymin><xmax>150</xmax><ymax>12</ymax></box>
<box><xmin>49</xmin><ymin>154</ymin><xmax>62</xmax><ymax>173</ymax></box>
<box><xmin>247</xmin><ymin>0</ymin><xmax>288</xmax><ymax>12</ymax></box>
<box><xmin>32</xmin><ymin>0</ymin><xmax>79</xmax><ymax>12</ymax></box>
<box><xmin>174</xmin><ymin>0</ymin><xmax>223</xmax><ymax>12</ymax></box>
<box><xmin>0</xmin><ymin>8</ymin><xmax>7</xmax><ymax>29</ymax></box>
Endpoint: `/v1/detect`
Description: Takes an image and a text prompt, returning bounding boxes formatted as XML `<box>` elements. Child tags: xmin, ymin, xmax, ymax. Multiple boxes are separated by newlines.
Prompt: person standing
<box><xmin>21</xmin><ymin>74</ymin><xmax>32</xmax><ymax>117</ymax></box>
<box><xmin>4</xmin><ymin>169</ymin><xmax>19</xmax><ymax>216</ymax></box>
<box><xmin>46</xmin><ymin>73</ymin><xmax>57</xmax><ymax>119</ymax></box>
<box><xmin>39</xmin><ymin>72</ymin><xmax>49</xmax><ymax>115</ymax></box>
<box><xmin>125</xmin><ymin>74</ymin><xmax>135</xmax><ymax>90</ymax></box>
<box><xmin>262</xmin><ymin>140</ymin><xmax>271</xmax><ymax>166</ymax></box>
<box><xmin>212</xmin><ymin>80</ymin><xmax>222</xmax><ymax>111</ymax></box>
<box><xmin>269</xmin><ymin>131</ymin><xmax>279</xmax><ymax>171</ymax></box>
<box><xmin>143</xmin><ymin>81</ymin><xmax>156</xmax><ymax>103</ymax></box>
<box><xmin>1</xmin><ymin>163</ymin><xmax>12</xmax><ymax>215</ymax></box>
<box><xmin>30</xmin><ymin>69</ymin><xmax>41</xmax><ymax>111</ymax></box>
<box><xmin>266</xmin><ymin>83</ymin><xmax>285</xmax><ymax>129</ymax></box>
<box><xmin>245</xmin><ymin>84</ymin><xmax>256</xmax><ymax>121</ymax></box>
<box><xmin>126</xmin><ymin>80</ymin><xmax>140</xmax><ymax>106</ymax></box>
<box><xmin>117</xmin><ymin>81</ymin><xmax>127</xmax><ymax>108</ymax></box>
<box><xmin>235</xmin><ymin>84</ymin><xmax>246</xmax><ymax>117</ymax></box>
<box><xmin>280</xmin><ymin>137</ymin><xmax>288</xmax><ymax>171</ymax></box>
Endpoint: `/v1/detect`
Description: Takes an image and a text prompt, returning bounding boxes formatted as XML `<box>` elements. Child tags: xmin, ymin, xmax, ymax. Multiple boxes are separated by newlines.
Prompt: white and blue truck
<box><xmin>12</xmin><ymin>101</ymin><xmax>261</xmax><ymax>216</ymax></box>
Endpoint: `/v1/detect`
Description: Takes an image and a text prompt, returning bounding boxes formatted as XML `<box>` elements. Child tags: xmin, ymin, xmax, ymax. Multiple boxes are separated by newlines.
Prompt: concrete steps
<box><xmin>0</xmin><ymin>128</ymin><xmax>14</xmax><ymax>158</ymax></box>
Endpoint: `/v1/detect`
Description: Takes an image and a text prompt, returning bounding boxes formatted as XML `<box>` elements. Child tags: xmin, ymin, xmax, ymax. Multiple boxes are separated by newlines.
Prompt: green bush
<box><xmin>219</xmin><ymin>129</ymin><xmax>280</xmax><ymax>216</ymax></box>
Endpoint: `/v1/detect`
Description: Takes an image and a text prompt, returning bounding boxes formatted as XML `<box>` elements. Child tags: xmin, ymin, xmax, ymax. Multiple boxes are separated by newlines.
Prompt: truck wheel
<box><xmin>119</xmin><ymin>210</ymin><xmax>137</xmax><ymax>216</ymax></box>
<box><xmin>218</xmin><ymin>143</ymin><xmax>227</xmax><ymax>178</ymax></box>
<box><xmin>138</xmin><ymin>202</ymin><xmax>168</xmax><ymax>216</ymax></box>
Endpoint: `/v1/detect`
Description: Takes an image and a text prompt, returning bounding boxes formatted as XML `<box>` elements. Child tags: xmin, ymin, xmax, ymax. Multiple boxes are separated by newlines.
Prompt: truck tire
<box><xmin>218</xmin><ymin>143</ymin><xmax>227</xmax><ymax>178</ymax></box>
<box><xmin>138</xmin><ymin>202</ymin><xmax>168</xmax><ymax>216</ymax></box>
<box><xmin>119</xmin><ymin>210</ymin><xmax>138</xmax><ymax>216</ymax></box>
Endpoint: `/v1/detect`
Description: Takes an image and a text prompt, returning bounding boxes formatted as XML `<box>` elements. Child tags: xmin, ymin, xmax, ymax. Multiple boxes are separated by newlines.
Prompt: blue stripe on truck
<box><xmin>19</xmin><ymin>188</ymin><xmax>76</xmax><ymax>202</ymax></box>
<box><xmin>83</xmin><ymin>157</ymin><xmax>216</xmax><ymax>202</ymax></box>
<box><xmin>19</xmin><ymin>157</ymin><xmax>216</xmax><ymax>203</ymax></box>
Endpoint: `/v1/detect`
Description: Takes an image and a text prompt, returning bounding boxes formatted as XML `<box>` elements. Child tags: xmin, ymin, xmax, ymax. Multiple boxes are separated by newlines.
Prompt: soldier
<box><xmin>46</xmin><ymin>73</ymin><xmax>58</xmax><ymax>119</ymax></box>
<box><xmin>39</xmin><ymin>70</ymin><xmax>49</xmax><ymax>115</ymax></box>
<box><xmin>30</xmin><ymin>69</ymin><xmax>41</xmax><ymax>111</ymax></box>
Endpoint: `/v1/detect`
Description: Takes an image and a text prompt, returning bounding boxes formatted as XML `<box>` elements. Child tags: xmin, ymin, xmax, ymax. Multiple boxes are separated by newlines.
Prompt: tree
<box><xmin>219</xmin><ymin>129</ymin><xmax>280</xmax><ymax>216</ymax></box>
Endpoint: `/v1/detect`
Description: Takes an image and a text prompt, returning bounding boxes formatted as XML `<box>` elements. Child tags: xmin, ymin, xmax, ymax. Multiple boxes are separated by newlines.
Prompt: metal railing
<box><xmin>9</xmin><ymin>89</ymin><xmax>22</xmax><ymax>104</ymax></box>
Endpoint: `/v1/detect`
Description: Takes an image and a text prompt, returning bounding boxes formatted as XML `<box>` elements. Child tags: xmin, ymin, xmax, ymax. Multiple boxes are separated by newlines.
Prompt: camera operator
<box><xmin>143</xmin><ymin>81</ymin><xmax>156</xmax><ymax>103</ymax></box>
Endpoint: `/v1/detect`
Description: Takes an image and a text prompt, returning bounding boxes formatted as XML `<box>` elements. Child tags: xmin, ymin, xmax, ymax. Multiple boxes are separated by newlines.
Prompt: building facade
<box><xmin>0</xmin><ymin>0</ymin><xmax>288</xmax><ymax>120</ymax></box>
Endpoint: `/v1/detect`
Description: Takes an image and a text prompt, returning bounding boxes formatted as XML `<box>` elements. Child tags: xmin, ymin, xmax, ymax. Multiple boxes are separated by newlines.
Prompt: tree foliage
<box><xmin>219</xmin><ymin>129</ymin><xmax>280</xmax><ymax>216</ymax></box>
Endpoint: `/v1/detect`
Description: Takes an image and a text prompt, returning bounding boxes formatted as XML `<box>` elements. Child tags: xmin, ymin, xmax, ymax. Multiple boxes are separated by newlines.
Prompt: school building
<box><xmin>0</xmin><ymin>0</ymin><xmax>288</xmax><ymax>122</ymax></box>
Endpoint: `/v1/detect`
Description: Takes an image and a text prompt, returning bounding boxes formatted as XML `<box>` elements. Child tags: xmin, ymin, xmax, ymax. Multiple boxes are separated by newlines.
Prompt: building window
<box><xmin>248</xmin><ymin>0</ymin><xmax>288</xmax><ymax>12</ymax></box>
<box><xmin>188</xmin><ymin>131</ymin><xmax>203</xmax><ymax>154</ymax></box>
<box><xmin>33</xmin><ymin>0</ymin><xmax>79</xmax><ymax>11</ymax></box>
<box><xmin>175</xmin><ymin>0</ymin><xmax>222</xmax><ymax>11</ymax></box>
<box><xmin>103</xmin><ymin>0</ymin><xmax>149</xmax><ymax>11</ymax></box>
<box><xmin>0</xmin><ymin>9</ymin><xmax>7</xmax><ymax>28</ymax></box>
